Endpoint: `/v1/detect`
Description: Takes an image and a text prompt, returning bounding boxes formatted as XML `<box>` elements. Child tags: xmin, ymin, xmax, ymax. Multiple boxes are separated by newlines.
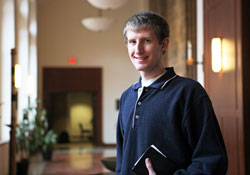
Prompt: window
<box><xmin>0</xmin><ymin>0</ymin><xmax>15</xmax><ymax>142</ymax></box>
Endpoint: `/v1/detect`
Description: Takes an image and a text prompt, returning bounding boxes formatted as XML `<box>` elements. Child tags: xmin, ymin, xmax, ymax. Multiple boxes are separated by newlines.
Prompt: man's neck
<box><xmin>140</xmin><ymin>68</ymin><xmax>167</xmax><ymax>81</ymax></box>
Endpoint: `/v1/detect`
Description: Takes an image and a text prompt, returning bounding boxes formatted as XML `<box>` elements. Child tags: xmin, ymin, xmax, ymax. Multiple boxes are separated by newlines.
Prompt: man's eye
<box><xmin>145</xmin><ymin>39</ymin><xmax>151</xmax><ymax>43</ymax></box>
<box><xmin>129</xmin><ymin>40</ymin><xmax>136</xmax><ymax>44</ymax></box>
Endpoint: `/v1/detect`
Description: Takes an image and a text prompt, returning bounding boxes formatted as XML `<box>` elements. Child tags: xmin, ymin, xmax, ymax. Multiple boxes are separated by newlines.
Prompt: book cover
<box><xmin>132</xmin><ymin>145</ymin><xmax>176</xmax><ymax>175</ymax></box>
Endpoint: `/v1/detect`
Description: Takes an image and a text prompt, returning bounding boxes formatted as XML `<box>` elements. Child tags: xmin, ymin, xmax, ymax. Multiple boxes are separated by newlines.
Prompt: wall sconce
<box><xmin>186</xmin><ymin>41</ymin><xmax>194</xmax><ymax>66</ymax></box>
<box><xmin>211</xmin><ymin>37</ymin><xmax>222</xmax><ymax>72</ymax></box>
<box><xmin>186</xmin><ymin>40</ymin><xmax>203</xmax><ymax>66</ymax></box>
<box><xmin>14</xmin><ymin>64</ymin><xmax>22</xmax><ymax>88</ymax></box>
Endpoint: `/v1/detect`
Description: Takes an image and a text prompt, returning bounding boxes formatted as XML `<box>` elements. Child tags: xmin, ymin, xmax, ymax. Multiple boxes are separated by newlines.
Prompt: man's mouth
<box><xmin>134</xmin><ymin>56</ymin><xmax>148</xmax><ymax>60</ymax></box>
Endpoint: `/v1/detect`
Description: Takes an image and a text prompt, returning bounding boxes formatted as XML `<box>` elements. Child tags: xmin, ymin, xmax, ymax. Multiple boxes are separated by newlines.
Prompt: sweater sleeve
<box><xmin>174</xmin><ymin>96</ymin><xmax>228</xmax><ymax>175</ymax></box>
<box><xmin>116</xmin><ymin>96</ymin><xmax>124</xmax><ymax>175</ymax></box>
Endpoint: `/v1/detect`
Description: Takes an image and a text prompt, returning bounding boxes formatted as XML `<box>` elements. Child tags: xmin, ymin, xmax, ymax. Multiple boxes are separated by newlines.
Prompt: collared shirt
<box><xmin>116</xmin><ymin>67</ymin><xmax>228</xmax><ymax>175</ymax></box>
<box><xmin>141</xmin><ymin>70</ymin><xmax>166</xmax><ymax>87</ymax></box>
<box><xmin>138</xmin><ymin>71</ymin><xmax>167</xmax><ymax>99</ymax></box>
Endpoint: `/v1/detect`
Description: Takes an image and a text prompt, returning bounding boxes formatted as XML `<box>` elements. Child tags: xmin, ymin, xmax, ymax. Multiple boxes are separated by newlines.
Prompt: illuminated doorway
<box><xmin>48</xmin><ymin>92</ymin><xmax>96</xmax><ymax>142</ymax></box>
<box><xmin>43</xmin><ymin>68</ymin><xmax>102</xmax><ymax>145</ymax></box>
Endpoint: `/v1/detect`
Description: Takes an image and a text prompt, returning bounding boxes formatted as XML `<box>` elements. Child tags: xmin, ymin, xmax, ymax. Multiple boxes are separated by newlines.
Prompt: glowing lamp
<box><xmin>187</xmin><ymin>58</ymin><xmax>194</xmax><ymax>66</ymax></box>
<box><xmin>211</xmin><ymin>37</ymin><xmax>222</xmax><ymax>73</ymax></box>
<box><xmin>186</xmin><ymin>41</ymin><xmax>194</xmax><ymax>66</ymax></box>
<box><xmin>87</xmin><ymin>0</ymin><xmax>128</xmax><ymax>10</ymax></box>
<box><xmin>81</xmin><ymin>17</ymin><xmax>115</xmax><ymax>32</ymax></box>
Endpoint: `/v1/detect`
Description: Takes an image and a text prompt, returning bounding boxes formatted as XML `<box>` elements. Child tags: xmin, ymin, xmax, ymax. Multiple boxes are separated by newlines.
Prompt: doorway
<box><xmin>43</xmin><ymin>67</ymin><xmax>102</xmax><ymax>145</ymax></box>
<box><xmin>48</xmin><ymin>91</ymin><xmax>97</xmax><ymax>143</ymax></box>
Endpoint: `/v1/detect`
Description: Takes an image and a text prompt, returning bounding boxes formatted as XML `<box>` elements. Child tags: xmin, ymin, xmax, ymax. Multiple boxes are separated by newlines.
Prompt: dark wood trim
<box><xmin>42</xmin><ymin>67</ymin><xmax>103</xmax><ymax>145</ymax></box>
<box><xmin>242</xmin><ymin>0</ymin><xmax>250</xmax><ymax>173</ymax></box>
<box><xmin>101</xmin><ymin>144</ymin><xmax>116</xmax><ymax>148</ymax></box>
<box><xmin>9</xmin><ymin>48</ymin><xmax>17</xmax><ymax>175</ymax></box>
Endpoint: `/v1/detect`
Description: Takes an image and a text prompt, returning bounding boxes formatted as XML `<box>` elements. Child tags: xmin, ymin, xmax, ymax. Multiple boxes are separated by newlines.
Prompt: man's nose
<box><xmin>135</xmin><ymin>42</ymin><xmax>144</xmax><ymax>54</ymax></box>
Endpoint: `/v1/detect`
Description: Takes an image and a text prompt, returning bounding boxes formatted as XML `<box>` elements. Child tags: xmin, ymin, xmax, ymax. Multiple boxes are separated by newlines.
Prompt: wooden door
<box><xmin>204</xmin><ymin>0</ymin><xmax>244</xmax><ymax>174</ymax></box>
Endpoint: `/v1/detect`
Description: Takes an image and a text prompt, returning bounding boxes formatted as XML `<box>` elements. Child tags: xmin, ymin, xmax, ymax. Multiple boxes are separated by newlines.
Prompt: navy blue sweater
<box><xmin>116</xmin><ymin>67</ymin><xmax>228</xmax><ymax>175</ymax></box>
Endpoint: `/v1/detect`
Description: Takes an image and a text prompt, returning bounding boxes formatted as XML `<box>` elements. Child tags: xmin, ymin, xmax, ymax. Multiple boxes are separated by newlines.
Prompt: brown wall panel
<box><xmin>220</xmin><ymin>116</ymin><xmax>239</xmax><ymax>175</ymax></box>
<box><xmin>0</xmin><ymin>142</ymin><xmax>9</xmax><ymax>175</ymax></box>
<box><xmin>205</xmin><ymin>0</ymin><xmax>237</xmax><ymax>112</ymax></box>
<box><xmin>204</xmin><ymin>0</ymin><xmax>244</xmax><ymax>174</ymax></box>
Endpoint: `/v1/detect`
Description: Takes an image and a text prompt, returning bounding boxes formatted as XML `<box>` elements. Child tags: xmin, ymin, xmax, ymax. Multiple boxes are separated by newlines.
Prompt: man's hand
<box><xmin>145</xmin><ymin>158</ymin><xmax>156</xmax><ymax>175</ymax></box>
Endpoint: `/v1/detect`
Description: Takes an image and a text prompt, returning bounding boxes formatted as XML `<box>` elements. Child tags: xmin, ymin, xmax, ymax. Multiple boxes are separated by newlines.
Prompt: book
<box><xmin>132</xmin><ymin>145</ymin><xmax>176</xmax><ymax>175</ymax></box>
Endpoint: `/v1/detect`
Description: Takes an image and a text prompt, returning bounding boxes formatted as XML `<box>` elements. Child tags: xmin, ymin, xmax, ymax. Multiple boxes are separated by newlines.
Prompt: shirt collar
<box><xmin>141</xmin><ymin>71</ymin><xmax>166</xmax><ymax>87</ymax></box>
<box><xmin>132</xmin><ymin>67</ymin><xmax>177</xmax><ymax>90</ymax></box>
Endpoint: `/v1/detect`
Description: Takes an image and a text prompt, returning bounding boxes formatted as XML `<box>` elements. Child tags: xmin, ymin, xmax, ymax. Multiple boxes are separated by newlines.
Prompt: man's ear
<box><xmin>162</xmin><ymin>37</ymin><xmax>169</xmax><ymax>49</ymax></box>
<box><xmin>161</xmin><ymin>37</ymin><xmax>169</xmax><ymax>54</ymax></box>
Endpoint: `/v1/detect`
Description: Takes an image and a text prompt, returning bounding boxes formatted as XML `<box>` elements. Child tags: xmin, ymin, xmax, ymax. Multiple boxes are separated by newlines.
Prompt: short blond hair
<box><xmin>123</xmin><ymin>11</ymin><xmax>170</xmax><ymax>44</ymax></box>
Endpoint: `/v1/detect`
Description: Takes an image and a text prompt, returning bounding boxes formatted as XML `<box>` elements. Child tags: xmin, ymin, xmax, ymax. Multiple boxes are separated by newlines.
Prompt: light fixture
<box><xmin>81</xmin><ymin>16</ymin><xmax>115</xmax><ymax>32</ymax></box>
<box><xmin>211</xmin><ymin>37</ymin><xmax>222</xmax><ymax>73</ymax></box>
<box><xmin>14</xmin><ymin>64</ymin><xmax>22</xmax><ymax>88</ymax></box>
<box><xmin>86</xmin><ymin>0</ymin><xmax>128</xmax><ymax>10</ymax></box>
<box><xmin>186</xmin><ymin>41</ymin><xmax>203</xmax><ymax>66</ymax></box>
<box><xmin>186</xmin><ymin>41</ymin><xmax>194</xmax><ymax>66</ymax></box>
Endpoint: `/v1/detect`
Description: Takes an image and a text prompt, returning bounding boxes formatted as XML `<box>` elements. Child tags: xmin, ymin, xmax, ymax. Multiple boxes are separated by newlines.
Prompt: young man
<box><xmin>116</xmin><ymin>11</ymin><xmax>228</xmax><ymax>175</ymax></box>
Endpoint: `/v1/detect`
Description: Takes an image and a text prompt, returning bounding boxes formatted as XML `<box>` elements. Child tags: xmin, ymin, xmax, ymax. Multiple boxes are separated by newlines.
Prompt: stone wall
<box><xmin>149</xmin><ymin>0</ymin><xmax>197</xmax><ymax>78</ymax></box>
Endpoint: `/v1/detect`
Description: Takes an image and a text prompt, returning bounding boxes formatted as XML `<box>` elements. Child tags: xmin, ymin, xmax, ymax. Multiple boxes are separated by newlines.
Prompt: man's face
<box><xmin>126</xmin><ymin>28</ymin><xmax>168</xmax><ymax>77</ymax></box>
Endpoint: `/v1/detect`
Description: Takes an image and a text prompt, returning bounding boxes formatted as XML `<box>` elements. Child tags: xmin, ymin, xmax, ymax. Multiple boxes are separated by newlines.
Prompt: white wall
<box><xmin>37</xmin><ymin>0</ymin><xmax>147</xmax><ymax>144</ymax></box>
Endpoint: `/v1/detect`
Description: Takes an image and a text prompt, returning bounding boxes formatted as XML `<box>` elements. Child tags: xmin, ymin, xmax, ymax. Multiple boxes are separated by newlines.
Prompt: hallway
<box><xmin>28</xmin><ymin>143</ymin><xmax>116</xmax><ymax>175</ymax></box>
<box><xmin>1</xmin><ymin>0</ymin><xmax>250</xmax><ymax>174</ymax></box>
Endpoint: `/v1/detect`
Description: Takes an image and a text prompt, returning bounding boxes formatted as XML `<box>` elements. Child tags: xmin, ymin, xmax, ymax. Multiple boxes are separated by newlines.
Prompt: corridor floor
<box><xmin>28</xmin><ymin>142</ymin><xmax>116</xmax><ymax>175</ymax></box>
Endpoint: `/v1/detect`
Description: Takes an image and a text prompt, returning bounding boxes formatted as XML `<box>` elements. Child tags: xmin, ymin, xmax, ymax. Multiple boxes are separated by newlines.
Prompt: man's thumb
<box><xmin>145</xmin><ymin>158</ymin><xmax>156</xmax><ymax>175</ymax></box>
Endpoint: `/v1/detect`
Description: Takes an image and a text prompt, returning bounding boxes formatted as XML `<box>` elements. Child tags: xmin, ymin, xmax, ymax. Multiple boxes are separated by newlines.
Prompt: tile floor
<box><xmin>28</xmin><ymin>142</ymin><xmax>116</xmax><ymax>175</ymax></box>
